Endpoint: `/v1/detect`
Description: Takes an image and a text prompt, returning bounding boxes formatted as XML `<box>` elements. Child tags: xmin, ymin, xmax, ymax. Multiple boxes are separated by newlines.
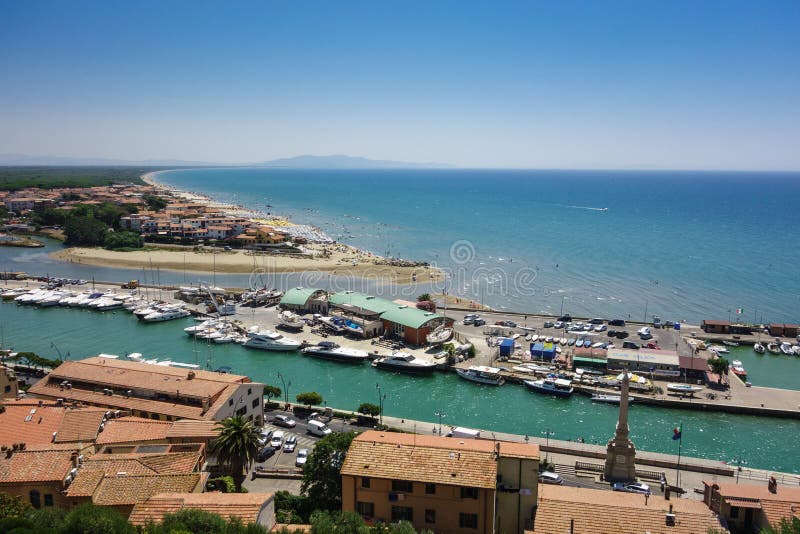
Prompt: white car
<box><xmin>270</xmin><ymin>430</ymin><xmax>285</xmax><ymax>449</ymax></box>
<box><xmin>637</xmin><ymin>327</ymin><xmax>653</xmax><ymax>340</ymax></box>
<box><xmin>283</xmin><ymin>435</ymin><xmax>298</xmax><ymax>453</ymax></box>
<box><xmin>613</xmin><ymin>482</ymin><xmax>651</xmax><ymax>494</ymax></box>
<box><xmin>271</xmin><ymin>415</ymin><xmax>297</xmax><ymax>428</ymax></box>
<box><xmin>538</xmin><ymin>471</ymin><xmax>564</xmax><ymax>485</ymax></box>
<box><xmin>295</xmin><ymin>448</ymin><xmax>309</xmax><ymax>468</ymax></box>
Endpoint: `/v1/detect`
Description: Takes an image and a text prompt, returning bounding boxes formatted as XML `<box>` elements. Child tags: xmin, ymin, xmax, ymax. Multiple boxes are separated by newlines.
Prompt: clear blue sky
<box><xmin>1</xmin><ymin>0</ymin><xmax>798</xmax><ymax>169</ymax></box>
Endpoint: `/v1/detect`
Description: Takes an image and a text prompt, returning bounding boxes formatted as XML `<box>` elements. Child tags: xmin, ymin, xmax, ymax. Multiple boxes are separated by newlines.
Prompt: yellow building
<box><xmin>341</xmin><ymin>430</ymin><xmax>540</xmax><ymax>534</ymax></box>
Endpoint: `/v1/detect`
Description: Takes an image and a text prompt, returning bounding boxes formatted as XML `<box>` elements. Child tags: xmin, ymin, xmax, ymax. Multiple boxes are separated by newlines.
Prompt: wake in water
<box><xmin>556</xmin><ymin>204</ymin><xmax>609</xmax><ymax>212</ymax></box>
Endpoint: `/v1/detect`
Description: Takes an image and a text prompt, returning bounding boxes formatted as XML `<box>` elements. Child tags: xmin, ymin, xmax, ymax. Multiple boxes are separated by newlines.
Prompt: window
<box><xmin>730</xmin><ymin>506</ymin><xmax>740</xmax><ymax>519</ymax></box>
<box><xmin>392</xmin><ymin>480</ymin><xmax>413</xmax><ymax>493</ymax></box>
<box><xmin>425</xmin><ymin>483</ymin><xmax>436</xmax><ymax>495</ymax></box>
<box><xmin>252</xmin><ymin>398</ymin><xmax>260</xmax><ymax>408</ymax></box>
<box><xmin>150</xmin><ymin>413</ymin><xmax>160</xmax><ymax>420</ymax></box>
<box><xmin>356</xmin><ymin>501</ymin><xmax>374</xmax><ymax>518</ymax></box>
<box><xmin>44</xmin><ymin>494</ymin><xmax>53</xmax><ymax>507</ymax></box>
<box><xmin>29</xmin><ymin>490</ymin><xmax>41</xmax><ymax>509</ymax></box>
<box><xmin>4</xmin><ymin>385</ymin><xmax>10</xmax><ymax>393</ymax></box>
<box><xmin>459</xmin><ymin>513</ymin><xmax>478</xmax><ymax>529</ymax></box>
<box><xmin>391</xmin><ymin>506</ymin><xmax>413</xmax><ymax>522</ymax></box>
<box><xmin>460</xmin><ymin>487</ymin><xmax>479</xmax><ymax>499</ymax></box>
<box><xmin>228</xmin><ymin>399</ymin><xmax>234</xmax><ymax>406</ymax></box>
<box><xmin>425</xmin><ymin>509</ymin><xmax>436</xmax><ymax>523</ymax></box>
<box><xmin>236</xmin><ymin>406</ymin><xmax>247</xmax><ymax>416</ymax></box>
<box><xmin>361</xmin><ymin>477</ymin><xmax>371</xmax><ymax>488</ymax></box>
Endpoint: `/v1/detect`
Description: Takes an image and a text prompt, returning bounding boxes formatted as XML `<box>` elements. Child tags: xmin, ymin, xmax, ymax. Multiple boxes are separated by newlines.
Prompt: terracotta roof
<box><xmin>704</xmin><ymin>480</ymin><xmax>800</xmax><ymax>526</ymax></box>
<box><xmin>166</xmin><ymin>419</ymin><xmax>220</xmax><ymax>440</ymax></box>
<box><xmin>531</xmin><ymin>485</ymin><xmax>728</xmax><ymax>534</ymax></box>
<box><xmin>128</xmin><ymin>492</ymin><xmax>273</xmax><ymax>526</ymax></box>
<box><xmin>0</xmin><ymin>449</ymin><xmax>76</xmax><ymax>484</ymax></box>
<box><xmin>342</xmin><ymin>430</ymin><xmax>539</xmax><ymax>489</ymax></box>
<box><xmin>0</xmin><ymin>401</ymin><xmax>67</xmax><ymax>448</ymax></box>
<box><xmin>54</xmin><ymin>410</ymin><xmax>107</xmax><ymax>442</ymax></box>
<box><xmin>96</xmin><ymin>416</ymin><xmax>173</xmax><ymax>445</ymax></box>
<box><xmin>66</xmin><ymin>468</ymin><xmax>106</xmax><ymax>497</ymax></box>
<box><xmin>81</xmin><ymin>452</ymin><xmax>200</xmax><ymax>476</ymax></box>
<box><xmin>91</xmin><ymin>473</ymin><xmax>205</xmax><ymax>506</ymax></box>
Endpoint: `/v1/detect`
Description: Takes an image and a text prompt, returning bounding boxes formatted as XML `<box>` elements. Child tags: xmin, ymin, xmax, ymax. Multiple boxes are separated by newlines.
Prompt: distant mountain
<box><xmin>0</xmin><ymin>154</ymin><xmax>220</xmax><ymax>167</ymax></box>
<box><xmin>253</xmin><ymin>154</ymin><xmax>452</xmax><ymax>169</ymax></box>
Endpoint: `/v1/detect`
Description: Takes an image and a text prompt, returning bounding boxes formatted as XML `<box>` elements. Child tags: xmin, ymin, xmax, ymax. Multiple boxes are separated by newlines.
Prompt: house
<box><xmin>27</xmin><ymin>356</ymin><xmax>264</xmax><ymax>424</ymax></box>
<box><xmin>0</xmin><ymin>448</ymin><xmax>80</xmax><ymax>509</ymax></box>
<box><xmin>0</xmin><ymin>398</ymin><xmax>107</xmax><ymax>449</ymax></box>
<box><xmin>702</xmin><ymin>320</ymin><xmax>731</xmax><ymax>334</ymax></box>
<box><xmin>530</xmin><ymin>485</ymin><xmax>727</xmax><ymax>534</ymax></box>
<box><xmin>703</xmin><ymin>478</ymin><xmax>800</xmax><ymax>533</ymax></box>
<box><xmin>0</xmin><ymin>364</ymin><xmax>18</xmax><ymax>398</ymax></box>
<box><xmin>341</xmin><ymin>430</ymin><xmax>540</xmax><ymax>534</ymax></box>
<box><xmin>128</xmin><ymin>492</ymin><xmax>276</xmax><ymax>530</ymax></box>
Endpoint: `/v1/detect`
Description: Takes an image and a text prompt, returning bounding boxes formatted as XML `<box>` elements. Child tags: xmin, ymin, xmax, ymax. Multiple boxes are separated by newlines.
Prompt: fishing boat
<box><xmin>523</xmin><ymin>376</ymin><xmax>573</xmax><ymax>397</ymax></box>
<box><xmin>301</xmin><ymin>341</ymin><xmax>369</xmax><ymax>363</ymax></box>
<box><xmin>731</xmin><ymin>359</ymin><xmax>747</xmax><ymax>378</ymax></box>
<box><xmin>722</xmin><ymin>340</ymin><xmax>740</xmax><ymax>347</ymax></box>
<box><xmin>780</xmin><ymin>342</ymin><xmax>793</xmax><ymax>355</ymax></box>
<box><xmin>456</xmin><ymin>365</ymin><xmax>505</xmax><ymax>386</ymax></box>
<box><xmin>591</xmin><ymin>393</ymin><xmax>634</xmax><ymax>404</ymax></box>
<box><xmin>767</xmin><ymin>342</ymin><xmax>781</xmax><ymax>354</ymax></box>
<box><xmin>427</xmin><ymin>327</ymin><xmax>453</xmax><ymax>345</ymax></box>
<box><xmin>667</xmin><ymin>383</ymin><xmax>704</xmax><ymax>395</ymax></box>
<box><xmin>278</xmin><ymin>310</ymin><xmax>305</xmax><ymax>330</ymax></box>
<box><xmin>372</xmin><ymin>352</ymin><xmax>437</xmax><ymax>375</ymax></box>
<box><xmin>243</xmin><ymin>328</ymin><xmax>301</xmax><ymax>351</ymax></box>
<box><xmin>753</xmin><ymin>342</ymin><xmax>765</xmax><ymax>354</ymax></box>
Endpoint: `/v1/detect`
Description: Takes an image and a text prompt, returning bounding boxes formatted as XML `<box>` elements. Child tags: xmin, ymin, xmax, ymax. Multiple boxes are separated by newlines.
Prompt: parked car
<box><xmin>616</xmin><ymin>331</ymin><xmax>630</xmax><ymax>339</ymax></box>
<box><xmin>590</xmin><ymin>318</ymin><xmax>605</xmax><ymax>325</ymax></box>
<box><xmin>558</xmin><ymin>314</ymin><xmax>572</xmax><ymax>322</ymax></box>
<box><xmin>473</xmin><ymin>318</ymin><xmax>486</xmax><ymax>326</ymax></box>
<box><xmin>608</xmin><ymin>329</ymin><xmax>617</xmax><ymax>337</ymax></box>
<box><xmin>283</xmin><ymin>435</ymin><xmax>298</xmax><ymax>453</ymax></box>
<box><xmin>295</xmin><ymin>448</ymin><xmax>309</xmax><ymax>468</ymax></box>
<box><xmin>538</xmin><ymin>471</ymin><xmax>564</xmax><ymax>485</ymax></box>
<box><xmin>609</xmin><ymin>319</ymin><xmax>626</xmax><ymax>326</ymax></box>
<box><xmin>543</xmin><ymin>321</ymin><xmax>554</xmax><ymax>328</ymax></box>
<box><xmin>270</xmin><ymin>430</ymin><xmax>285</xmax><ymax>449</ymax></box>
<box><xmin>258</xmin><ymin>429</ymin><xmax>273</xmax><ymax>447</ymax></box>
<box><xmin>463</xmin><ymin>314</ymin><xmax>479</xmax><ymax>325</ymax></box>
<box><xmin>637</xmin><ymin>327</ymin><xmax>653</xmax><ymax>340</ymax></box>
<box><xmin>496</xmin><ymin>320</ymin><xmax>517</xmax><ymax>327</ymax></box>
<box><xmin>594</xmin><ymin>324</ymin><xmax>607</xmax><ymax>332</ymax></box>
<box><xmin>613</xmin><ymin>482</ymin><xmax>651</xmax><ymax>494</ymax></box>
<box><xmin>257</xmin><ymin>446</ymin><xmax>276</xmax><ymax>462</ymax></box>
<box><xmin>623</xmin><ymin>341</ymin><xmax>640</xmax><ymax>350</ymax></box>
<box><xmin>271</xmin><ymin>415</ymin><xmax>297</xmax><ymax>428</ymax></box>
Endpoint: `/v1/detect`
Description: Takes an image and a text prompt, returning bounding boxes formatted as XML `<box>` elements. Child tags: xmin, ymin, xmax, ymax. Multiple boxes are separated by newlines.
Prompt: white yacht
<box><xmin>184</xmin><ymin>319</ymin><xmax>219</xmax><ymax>336</ymax></box>
<box><xmin>243</xmin><ymin>328</ymin><xmax>302</xmax><ymax>351</ymax></box>
<box><xmin>278</xmin><ymin>310</ymin><xmax>305</xmax><ymax>330</ymax></box>
<box><xmin>40</xmin><ymin>291</ymin><xmax>70</xmax><ymax>307</ymax></box>
<box><xmin>455</xmin><ymin>365</ymin><xmax>505</xmax><ymax>386</ymax></box>
<box><xmin>372</xmin><ymin>352</ymin><xmax>438</xmax><ymax>375</ymax></box>
<box><xmin>142</xmin><ymin>306</ymin><xmax>190</xmax><ymax>322</ymax></box>
<box><xmin>301</xmin><ymin>341</ymin><xmax>369</xmax><ymax>363</ymax></box>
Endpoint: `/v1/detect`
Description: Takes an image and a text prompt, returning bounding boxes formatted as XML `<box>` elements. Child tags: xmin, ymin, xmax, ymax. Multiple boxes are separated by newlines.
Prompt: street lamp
<box><xmin>277</xmin><ymin>372</ymin><xmax>291</xmax><ymax>406</ymax></box>
<box><xmin>375</xmin><ymin>383</ymin><xmax>387</xmax><ymax>426</ymax></box>
<box><xmin>732</xmin><ymin>456</ymin><xmax>748</xmax><ymax>484</ymax></box>
<box><xmin>542</xmin><ymin>428</ymin><xmax>555</xmax><ymax>461</ymax></box>
<box><xmin>435</xmin><ymin>410</ymin><xmax>446</xmax><ymax>436</ymax></box>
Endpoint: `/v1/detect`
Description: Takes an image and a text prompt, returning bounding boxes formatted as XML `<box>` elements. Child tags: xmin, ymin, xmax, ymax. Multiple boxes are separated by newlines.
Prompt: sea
<box><xmin>2</xmin><ymin>167</ymin><xmax>800</xmax><ymax>473</ymax></box>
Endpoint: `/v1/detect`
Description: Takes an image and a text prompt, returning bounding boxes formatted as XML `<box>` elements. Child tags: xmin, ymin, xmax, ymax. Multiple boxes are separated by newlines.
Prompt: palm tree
<box><xmin>210</xmin><ymin>415</ymin><xmax>261</xmax><ymax>491</ymax></box>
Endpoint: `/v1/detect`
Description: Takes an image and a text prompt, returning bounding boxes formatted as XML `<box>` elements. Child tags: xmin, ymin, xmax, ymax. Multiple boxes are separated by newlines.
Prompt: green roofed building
<box><xmin>279</xmin><ymin>287</ymin><xmax>328</xmax><ymax>313</ymax></box>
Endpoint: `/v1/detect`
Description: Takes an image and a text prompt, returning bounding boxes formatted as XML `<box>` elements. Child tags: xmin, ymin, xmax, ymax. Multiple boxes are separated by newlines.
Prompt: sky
<box><xmin>1</xmin><ymin>1</ymin><xmax>799</xmax><ymax>170</ymax></box>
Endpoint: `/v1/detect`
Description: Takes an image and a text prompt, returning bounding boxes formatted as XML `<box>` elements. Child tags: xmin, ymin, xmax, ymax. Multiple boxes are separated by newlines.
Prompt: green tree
<box><xmin>26</xmin><ymin>506</ymin><xmax>67</xmax><ymax>530</ymax></box>
<box><xmin>760</xmin><ymin>517</ymin><xmax>800</xmax><ymax>534</ymax></box>
<box><xmin>64</xmin><ymin>215</ymin><xmax>108</xmax><ymax>246</ymax></box>
<box><xmin>60</xmin><ymin>503</ymin><xmax>135</xmax><ymax>534</ymax></box>
<box><xmin>416</xmin><ymin>293</ymin><xmax>431</xmax><ymax>302</ymax></box>
<box><xmin>274</xmin><ymin>491</ymin><xmax>314</xmax><ymax>524</ymax></box>
<box><xmin>210</xmin><ymin>415</ymin><xmax>262</xmax><ymax>492</ymax></box>
<box><xmin>0</xmin><ymin>492</ymin><xmax>31</xmax><ymax>519</ymax></box>
<box><xmin>144</xmin><ymin>194</ymin><xmax>168</xmax><ymax>212</ymax></box>
<box><xmin>103</xmin><ymin>230</ymin><xmax>144</xmax><ymax>250</ymax></box>
<box><xmin>357</xmin><ymin>403</ymin><xmax>380</xmax><ymax>419</ymax></box>
<box><xmin>708</xmin><ymin>357</ymin><xmax>729</xmax><ymax>376</ymax></box>
<box><xmin>301</xmin><ymin>431</ymin><xmax>357</xmax><ymax>511</ymax></box>
<box><xmin>296</xmin><ymin>391</ymin><xmax>323</xmax><ymax>408</ymax></box>
<box><xmin>263</xmin><ymin>385</ymin><xmax>282</xmax><ymax>405</ymax></box>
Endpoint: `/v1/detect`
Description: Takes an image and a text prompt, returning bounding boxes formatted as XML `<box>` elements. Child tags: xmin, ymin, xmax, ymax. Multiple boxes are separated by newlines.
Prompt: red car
<box><xmin>645</xmin><ymin>342</ymin><xmax>660</xmax><ymax>349</ymax></box>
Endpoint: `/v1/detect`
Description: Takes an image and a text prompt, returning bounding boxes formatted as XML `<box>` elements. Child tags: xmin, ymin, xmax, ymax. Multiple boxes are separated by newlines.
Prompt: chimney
<box><xmin>768</xmin><ymin>476</ymin><xmax>777</xmax><ymax>494</ymax></box>
<box><xmin>70</xmin><ymin>452</ymin><xmax>79</xmax><ymax>467</ymax></box>
<box><xmin>665</xmin><ymin>487</ymin><xmax>671</xmax><ymax>500</ymax></box>
<box><xmin>187</xmin><ymin>371</ymin><xmax>195</xmax><ymax>380</ymax></box>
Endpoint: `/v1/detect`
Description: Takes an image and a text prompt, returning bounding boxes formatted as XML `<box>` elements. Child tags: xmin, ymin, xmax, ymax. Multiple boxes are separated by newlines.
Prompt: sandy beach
<box><xmin>51</xmin><ymin>244</ymin><xmax>443</xmax><ymax>285</ymax></box>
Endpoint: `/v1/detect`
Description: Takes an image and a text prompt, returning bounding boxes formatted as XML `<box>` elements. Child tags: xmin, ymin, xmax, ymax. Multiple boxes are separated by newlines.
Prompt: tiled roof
<box><xmin>342</xmin><ymin>431</ymin><xmax>539</xmax><ymax>489</ymax></box>
<box><xmin>66</xmin><ymin>468</ymin><xmax>106</xmax><ymax>497</ymax></box>
<box><xmin>166</xmin><ymin>419</ymin><xmax>220</xmax><ymax>440</ymax></box>
<box><xmin>81</xmin><ymin>452</ymin><xmax>200</xmax><ymax>475</ymax></box>
<box><xmin>128</xmin><ymin>492</ymin><xmax>273</xmax><ymax>526</ymax></box>
<box><xmin>96</xmin><ymin>417</ymin><xmax>173</xmax><ymax>445</ymax></box>
<box><xmin>0</xmin><ymin>449</ymin><xmax>76</xmax><ymax>484</ymax></box>
<box><xmin>704</xmin><ymin>480</ymin><xmax>800</xmax><ymax>526</ymax></box>
<box><xmin>0</xmin><ymin>400</ymin><xmax>106</xmax><ymax>448</ymax></box>
<box><xmin>531</xmin><ymin>485</ymin><xmax>728</xmax><ymax>534</ymax></box>
<box><xmin>91</xmin><ymin>473</ymin><xmax>205</xmax><ymax>506</ymax></box>
<box><xmin>55</xmin><ymin>410</ymin><xmax>107</xmax><ymax>442</ymax></box>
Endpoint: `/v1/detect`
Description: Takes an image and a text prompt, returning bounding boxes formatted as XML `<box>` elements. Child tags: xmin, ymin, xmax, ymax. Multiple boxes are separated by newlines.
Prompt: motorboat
<box><xmin>780</xmin><ymin>342</ymin><xmax>793</xmax><ymax>355</ymax></box>
<box><xmin>317</xmin><ymin>315</ymin><xmax>346</xmax><ymax>333</ymax></box>
<box><xmin>767</xmin><ymin>342</ymin><xmax>781</xmax><ymax>354</ymax></box>
<box><xmin>530</xmin><ymin>335</ymin><xmax>539</xmax><ymax>342</ymax></box>
<box><xmin>722</xmin><ymin>340</ymin><xmax>740</xmax><ymax>347</ymax></box>
<box><xmin>456</xmin><ymin>365</ymin><xmax>505</xmax><ymax>386</ymax></box>
<box><xmin>372</xmin><ymin>352</ymin><xmax>437</xmax><ymax>375</ymax></box>
<box><xmin>591</xmin><ymin>394</ymin><xmax>634</xmax><ymax>404</ymax></box>
<box><xmin>39</xmin><ymin>291</ymin><xmax>69</xmax><ymax>307</ymax></box>
<box><xmin>708</xmin><ymin>345</ymin><xmax>730</xmax><ymax>355</ymax></box>
<box><xmin>731</xmin><ymin>359</ymin><xmax>747</xmax><ymax>378</ymax></box>
<box><xmin>278</xmin><ymin>310</ymin><xmax>305</xmax><ymax>330</ymax></box>
<box><xmin>185</xmin><ymin>319</ymin><xmax>219</xmax><ymax>336</ymax></box>
<box><xmin>545</xmin><ymin>336</ymin><xmax>554</xmax><ymax>343</ymax></box>
<box><xmin>575</xmin><ymin>339</ymin><xmax>584</xmax><ymax>348</ymax></box>
<box><xmin>753</xmin><ymin>342</ymin><xmax>765</xmax><ymax>354</ymax></box>
<box><xmin>95</xmin><ymin>298</ymin><xmax>125</xmax><ymax>311</ymax></box>
<box><xmin>344</xmin><ymin>320</ymin><xmax>364</xmax><ymax>336</ymax></box>
<box><xmin>567</xmin><ymin>338</ymin><xmax>576</xmax><ymax>346</ymax></box>
<box><xmin>301</xmin><ymin>341</ymin><xmax>369</xmax><ymax>363</ymax></box>
<box><xmin>792</xmin><ymin>345</ymin><xmax>800</xmax><ymax>356</ymax></box>
<box><xmin>427</xmin><ymin>327</ymin><xmax>453</xmax><ymax>345</ymax></box>
<box><xmin>1</xmin><ymin>288</ymin><xmax>29</xmax><ymax>300</ymax></box>
<box><xmin>523</xmin><ymin>376</ymin><xmax>574</xmax><ymax>397</ymax></box>
<box><xmin>243</xmin><ymin>328</ymin><xmax>301</xmax><ymax>351</ymax></box>
<box><xmin>666</xmin><ymin>383</ymin><xmax>704</xmax><ymax>395</ymax></box>
<box><xmin>142</xmin><ymin>306</ymin><xmax>190</xmax><ymax>322</ymax></box>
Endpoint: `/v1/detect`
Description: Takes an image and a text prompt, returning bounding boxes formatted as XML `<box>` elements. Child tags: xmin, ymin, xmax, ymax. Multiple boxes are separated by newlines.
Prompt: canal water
<box><xmin>2</xmin><ymin>301</ymin><xmax>799</xmax><ymax>473</ymax></box>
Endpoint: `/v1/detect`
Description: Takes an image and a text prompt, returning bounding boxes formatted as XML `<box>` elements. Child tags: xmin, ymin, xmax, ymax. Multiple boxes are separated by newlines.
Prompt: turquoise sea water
<box><xmin>2</xmin><ymin>302</ymin><xmax>799</xmax><ymax>473</ymax></box>
<box><xmin>156</xmin><ymin>168</ymin><xmax>800</xmax><ymax>324</ymax></box>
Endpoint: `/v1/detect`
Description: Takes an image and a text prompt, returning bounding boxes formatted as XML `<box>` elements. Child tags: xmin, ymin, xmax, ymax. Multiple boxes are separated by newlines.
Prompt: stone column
<box><xmin>604</xmin><ymin>370</ymin><xmax>637</xmax><ymax>482</ymax></box>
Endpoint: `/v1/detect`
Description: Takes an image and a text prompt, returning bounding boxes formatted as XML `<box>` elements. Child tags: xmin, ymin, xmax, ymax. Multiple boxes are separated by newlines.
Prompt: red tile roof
<box><xmin>96</xmin><ymin>416</ymin><xmax>173</xmax><ymax>445</ymax></box>
<box><xmin>0</xmin><ymin>449</ymin><xmax>76</xmax><ymax>484</ymax></box>
<box><xmin>128</xmin><ymin>492</ymin><xmax>274</xmax><ymax>526</ymax></box>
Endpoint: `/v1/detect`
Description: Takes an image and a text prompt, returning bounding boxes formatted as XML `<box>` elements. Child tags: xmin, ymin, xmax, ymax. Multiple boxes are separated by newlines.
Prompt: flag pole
<box><xmin>676</xmin><ymin>422</ymin><xmax>683</xmax><ymax>490</ymax></box>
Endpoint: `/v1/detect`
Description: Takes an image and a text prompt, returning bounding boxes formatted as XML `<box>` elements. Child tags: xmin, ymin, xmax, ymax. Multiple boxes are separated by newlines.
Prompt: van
<box><xmin>446</xmin><ymin>427</ymin><xmax>481</xmax><ymax>439</ymax></box>
<box><xmin>307</xmin><ymin>419</ymin><xmax>332</xmax><ymax>437</ymax></box>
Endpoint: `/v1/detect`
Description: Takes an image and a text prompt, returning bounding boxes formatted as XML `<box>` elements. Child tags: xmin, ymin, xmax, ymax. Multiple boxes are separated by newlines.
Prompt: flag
<box><xmin>736</xmin><ymin>308</ymin><xmax>743</xmax><ymax>314</ymax></box>
<box><xmin>672</xmin><ymin>427</ymin><xmax>682</xmax><ymax>441</ymax></box>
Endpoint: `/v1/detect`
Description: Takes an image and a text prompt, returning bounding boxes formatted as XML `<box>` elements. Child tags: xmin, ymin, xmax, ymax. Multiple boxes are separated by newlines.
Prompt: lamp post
<box><xmin>376</xmin><ymin>383</ymin><xmax>387</xmax><ymax>426</ymax></box>
<box><xmin>542</xmin><ymin>428</ymin><xmax>555</xmax><ymax>461</ymax></box>
<box><xmin>435</xmin><ymin>410</ymin><xmax>446</xmax><ymax>436</ymax></box>
<box><xmin>732</xmin><ymin>456</ymin><xmax>748</xmax><ymax>484</ymax></box>
<box><xmin>50</xmin><ymin>342</ymin><xmax>70</xmax><ymax>361</ymax></box>
<box><xmin>277</xmin><ymin>372</ymin><xmax>291</xmax><ymax>406</ymax></box>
